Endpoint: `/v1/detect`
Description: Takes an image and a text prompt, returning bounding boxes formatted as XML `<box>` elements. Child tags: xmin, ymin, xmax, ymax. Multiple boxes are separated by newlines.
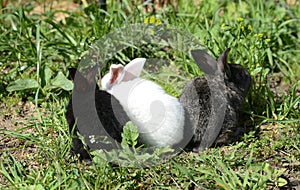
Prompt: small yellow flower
<box><xmin>155</xmin><ymin>19</ymin><xmax>162</xmax><ymax>26</ymax></box>
<box><xmin>144</xmin><ymin>17</ymin><xmax>149</xmax><ymax>24</ymax></box>
<box><xmin>241</xmin><ymin>25</ymin><xmax>245</xmax><ymax>31</ymax></box>
<box><xmin>237</xmin><ymin>17</ymin><xmax>244</xmax><ymax>22</ymax></box>
<box><xmin>149</xmin><ymin>16</ymin><xmax>156</xmax><ymax>24</ymax></box>
<box><xmin>254</xmin><ymin>33</ymin><xmax>264</xmax><ymax>38</ymax></box>
<box><xmin>266</xmin><ymin>38</ymin><xmax>271</xmax><ymax>42</ymax></box>
<box><xmin>144</xmin><ymin>16</ymin><xmax>162</xmax><ymax>25</ymax></box>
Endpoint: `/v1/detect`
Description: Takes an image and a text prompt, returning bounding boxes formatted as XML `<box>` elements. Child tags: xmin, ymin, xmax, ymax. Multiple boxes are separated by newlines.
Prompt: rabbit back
<box><xmin>110</xmin><ymin>78</ymin><xmax>187</xmax><ymax>147</ymax></box>
<box><xmin>180</xmin><ymin>76</ymin><xmax>248</xmax><ymax>152</ymax></box>
<box><xmin>180</xmin><ymin>77</ymin><xmax>215</xmax><ymax>152</ymax></box>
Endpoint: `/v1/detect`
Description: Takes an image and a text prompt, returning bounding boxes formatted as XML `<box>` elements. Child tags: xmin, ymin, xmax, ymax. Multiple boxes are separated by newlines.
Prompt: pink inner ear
<box><xmin>110</xmin><ymin>67</ymin><xmax>122</xmax><ymax>85</ymax></box>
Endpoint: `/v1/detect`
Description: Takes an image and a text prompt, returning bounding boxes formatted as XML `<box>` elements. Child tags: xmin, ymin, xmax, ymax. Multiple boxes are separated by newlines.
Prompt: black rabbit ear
<box><xmin>217</xmin><ymin>48</ymin><xmax>231</xmax><ymax>78</ymax></box>
<box><xmin>191</xmin><ymin>49</ymin><xmax>218</xmax><ymax>75</ymax></box>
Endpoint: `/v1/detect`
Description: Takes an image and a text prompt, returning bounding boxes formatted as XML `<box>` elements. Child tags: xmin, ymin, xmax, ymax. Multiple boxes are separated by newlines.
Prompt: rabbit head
<box><xmin>191</xmin><ymin>48</ymin><xmax>253</xmax><ymax>95</ymax></box>
<box><xmin>101</xmin><ymin>58</ymin><xmax>146</xmax><ymax>91</ymax></box>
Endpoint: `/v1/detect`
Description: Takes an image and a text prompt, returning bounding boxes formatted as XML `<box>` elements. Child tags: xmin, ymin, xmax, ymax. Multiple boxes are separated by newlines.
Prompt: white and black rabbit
<box><xmin>101</xmin><ymin>58</ymin><xmax>193</xmax><ymax>150</ymax></box>
<box><xmin>180</xmin><ymin>48</ymin><xmax>253</xmax><ymax>152</ymax></box>
<box><xmin>66</xmin><ymin>65</ymin><xmax>130</xmax><ymax>160</ymax></box>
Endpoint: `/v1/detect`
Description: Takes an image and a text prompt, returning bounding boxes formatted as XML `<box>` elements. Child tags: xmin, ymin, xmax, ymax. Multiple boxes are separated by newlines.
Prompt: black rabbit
<box><xmin>66</xmin><ymin>65</ymin><xmax>130</xmax><ymax>160</ymax></box>
<box><xmin>180</xmin><ymin>48</ymin><xmax>253</xmax><ymax>152</ymax></box>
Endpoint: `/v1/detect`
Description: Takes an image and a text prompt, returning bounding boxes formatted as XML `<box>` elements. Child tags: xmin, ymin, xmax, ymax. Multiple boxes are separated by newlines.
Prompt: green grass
<box><xmin>0</xmin><ymin>0</ymin><xmax>299</xmax><ymax>189</ymax></box>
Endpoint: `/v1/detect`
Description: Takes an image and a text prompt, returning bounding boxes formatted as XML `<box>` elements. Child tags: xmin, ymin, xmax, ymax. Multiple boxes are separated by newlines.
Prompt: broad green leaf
<box><xmin>121</xmin><ymin>121</ymin><xmax>139</xmax><ymax>147</ymax></box>
<box><xmin>6</xmin><ymin>79</ymin><xmax>39</xmax><ymax>92</ymax></box>
<box><xmin>277</xmin><ymin>177</ymin><xmax>288</xmax><ymax>187</ymax></box>
<box><xmin>50</xmin><ymin>71</ymin><xmax>74</xmax><ymax>91</ymax></box>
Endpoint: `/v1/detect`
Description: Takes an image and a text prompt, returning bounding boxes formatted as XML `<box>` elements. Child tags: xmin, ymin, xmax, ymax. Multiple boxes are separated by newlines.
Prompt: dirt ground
<box><xmin>4</xmin><ymin>0</ymin><xmax>80</xmax><ymax>23</ymax></box>
<box><xmin>0</xmin><ymin>101</ymin><xmax>40</xmax><ymax>185</ymax></box>
<box><xmin>0</xmin><ymin>0</ymin><xmax>299</xmax><ymax>188</ymax></box>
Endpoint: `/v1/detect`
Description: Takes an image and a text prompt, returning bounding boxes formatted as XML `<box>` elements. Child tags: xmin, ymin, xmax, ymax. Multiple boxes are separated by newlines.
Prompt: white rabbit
<box><xmin>101</xmin><ymin>58</ymin><xmax>192</xmax><ymax>148</ymax></box>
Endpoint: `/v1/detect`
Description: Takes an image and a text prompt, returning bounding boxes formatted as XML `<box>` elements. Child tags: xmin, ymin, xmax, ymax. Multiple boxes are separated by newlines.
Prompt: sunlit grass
<box><xmin>0</xmin><ymin>0</ymin><xmax>299</xmax><ymax>189</ymax></box>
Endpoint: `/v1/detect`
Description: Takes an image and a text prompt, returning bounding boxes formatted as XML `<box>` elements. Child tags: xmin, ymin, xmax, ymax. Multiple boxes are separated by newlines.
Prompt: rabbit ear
<box><xmin>122</xmin><ymin>58</ymin><xmax>146</xmax><ymax>81</ymax></box>
<box><xmin>110</xmin><ymin>64</ymin><xmax>125</xmax><ymax>84</ymax></box>
<box><xmin>217</xmin><ymin>48</ymin><xmax>231</xmax><ymax>78</ymax></box>
<box><xmin>101</xmin><ymin>58</ymin><xmax>146</xmax><ymax>90</ymax></box>
<box><xmin>191</xmin><ymin>49</ymin><xmax>218</xmax><ymax>75</ymax></box>
<box><xmin>101</xmin><ymin>64</ymin><xmax>124</xmax><ymax>90</ymax></box>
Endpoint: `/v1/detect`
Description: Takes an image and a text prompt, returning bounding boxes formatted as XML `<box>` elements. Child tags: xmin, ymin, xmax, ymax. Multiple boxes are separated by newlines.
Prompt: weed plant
<box><xmin>0</xmin><ymin>0</ymin><xmax>299</xmax><ymax>189</ymax></box>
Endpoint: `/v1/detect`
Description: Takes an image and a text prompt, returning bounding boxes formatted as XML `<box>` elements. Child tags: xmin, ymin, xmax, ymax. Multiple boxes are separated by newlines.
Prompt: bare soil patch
<box><xmin>6</xmin><ymin>0</ymin><xmax>80</xmax><ymax>23</ymax></box>
<box><xmin>0</xmin><ymin>101</ymin><xmax>40</xmax><ymax>186</ymax></box>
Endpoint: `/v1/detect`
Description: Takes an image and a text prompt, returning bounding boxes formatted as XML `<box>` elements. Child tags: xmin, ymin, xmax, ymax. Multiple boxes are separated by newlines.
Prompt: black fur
<box><xmin>181</xmin><ymin>48</ymin><xmax>253</xmax><ymax>152</ymax></box>
<box><xmin>66</xmin><ymin>66</ymin><xmax>130</xmax><ymax>160</ymax></box>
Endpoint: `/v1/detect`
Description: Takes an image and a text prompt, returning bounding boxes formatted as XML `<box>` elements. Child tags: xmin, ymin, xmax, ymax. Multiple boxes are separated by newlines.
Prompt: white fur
<box><xmin>101</xmin><ymin>58</ymin><xmax>185</xmax><ymax>147</ymax></box>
